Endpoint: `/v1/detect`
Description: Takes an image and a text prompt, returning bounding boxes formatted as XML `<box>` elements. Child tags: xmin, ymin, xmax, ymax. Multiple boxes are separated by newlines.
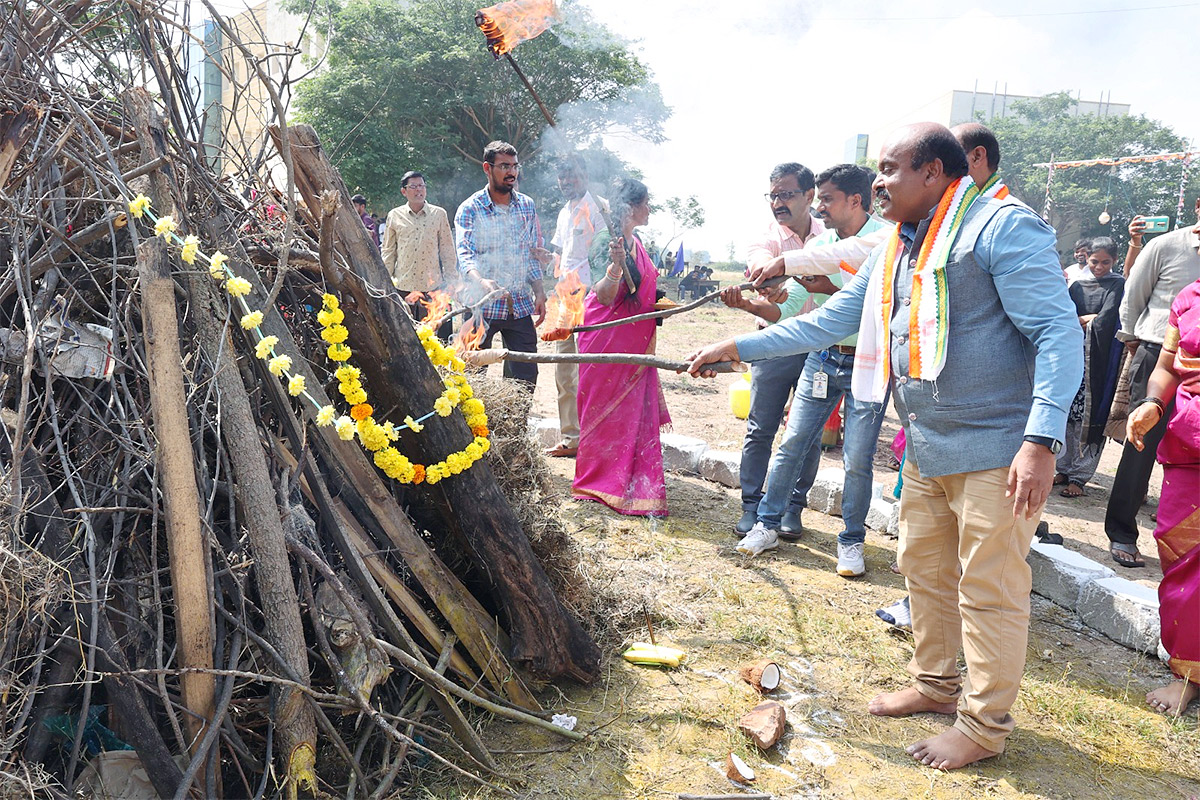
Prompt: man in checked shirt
<box><xmin>455</xmin><ymin>140</ymin><xmax>548</xmax><ymax>387</ymax></box>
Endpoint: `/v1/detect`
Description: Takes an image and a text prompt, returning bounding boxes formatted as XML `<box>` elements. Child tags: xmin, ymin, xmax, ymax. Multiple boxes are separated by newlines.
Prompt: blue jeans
<box><xmin>741</xmin><ymin>354</ymin><xmax>810</xmax><ymax>513</ymax></box>
<box><xmin>757</xmin><ymin>349</ymin><xmax>886</xmax><ymax>545</ymax></box>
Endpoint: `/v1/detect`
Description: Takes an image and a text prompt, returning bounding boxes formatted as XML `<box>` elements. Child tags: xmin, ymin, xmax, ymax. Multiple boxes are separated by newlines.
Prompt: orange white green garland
<box><xmin>126</xmin><ymin>194</ymin><xmax>490</xmax><ymax>486</ymax></box>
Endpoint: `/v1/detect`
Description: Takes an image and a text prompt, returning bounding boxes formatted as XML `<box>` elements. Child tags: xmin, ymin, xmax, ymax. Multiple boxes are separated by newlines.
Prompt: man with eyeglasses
<box><xmin>724</xmin><ymin>162</ymin><xmax>825</xmax><ymax>540</ymax></box>
<box><xmin>382</xmin><ymin>170</ymin><xmax>456</xmax><ymax>340</ymax></box>
<box><xmin>455</xmin><ymin>140</ymin><xmax>548</xmax><ymax>387</ymax></box>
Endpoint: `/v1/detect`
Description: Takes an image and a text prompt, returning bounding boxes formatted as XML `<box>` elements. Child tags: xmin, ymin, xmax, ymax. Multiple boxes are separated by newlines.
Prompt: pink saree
<box><xmin>572</xmin><ymin>239</ymin><xmax>670</xmax><ymax>516</ymax></box>
<box><xmin>1155</xmin><ymin>279</ymin><xmax>1200</xmax><ymax>683</ymax></box>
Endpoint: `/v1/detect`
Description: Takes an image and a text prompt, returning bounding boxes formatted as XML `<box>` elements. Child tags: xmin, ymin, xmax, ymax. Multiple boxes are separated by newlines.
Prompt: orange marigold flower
<box><xmin>350</xmin><ymin>403</ymin><xmax>373</xmax><ymax>421</ymax></box>
<box><xmin>412</xmin><ymin>465</ymin><xmax>426</xmax><ymax>484</ymax></box>
<box><xmin>471</xmin><ymin>425</ymin><xmax>489</xmax><ymax>438</ymax></box>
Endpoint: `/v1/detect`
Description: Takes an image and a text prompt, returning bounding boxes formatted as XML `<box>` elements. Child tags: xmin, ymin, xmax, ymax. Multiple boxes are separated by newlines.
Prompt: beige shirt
<box><xmin>1118</xmin><ymin>226</ymin><xmax>1200</xmax><ymax>344</ymax></box>
<box><xmin>381</xmin><ymin>202</ymin><xmax>456</xmax><ymax>291</ymax></box>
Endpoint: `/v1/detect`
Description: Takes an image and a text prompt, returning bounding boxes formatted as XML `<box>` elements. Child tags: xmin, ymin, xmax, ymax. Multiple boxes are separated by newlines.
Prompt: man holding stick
<box><xmin>688</xmin><ymin>123</ymin><xmax>1081</xmax><ymax>769</ymax></box>
<box><xmin>455</xmin><ymin>141</ymin><xmax>548</xmax><ymax>387</ymax></box>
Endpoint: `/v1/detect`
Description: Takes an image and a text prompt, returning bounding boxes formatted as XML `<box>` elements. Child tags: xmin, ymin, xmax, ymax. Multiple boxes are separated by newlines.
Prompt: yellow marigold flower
<box><xmin>425</xmin><ymin>469</ymin><xmax>441</xmax><ymax>485</ymax></box>
<box><xmin>434</xmin><ymin>396</ymin><xmax>453</xmax><ymax>417</ymax></box>
<box><xmin>416</xmin><ymin>326</ymin><xmax>434</xmax><ymax>343</ymax></box>
<box><xmin>225</xmin><ymin>276</ymin><xmax>252</xmax><ymax>298</ymax></box>
<box><xmin>466</xmin><ymin>413</ymin><xmax>488</xmax><ymax>429</ymax></box>
<box><xmin>443</xmin><ymin>387</ymin><xmax>462</xmax><ymax>406</ymax></box>
<box><xmin>322</xmin><ymin>293</ymin><xmax>339</xmax><ymax>311</ymax></box>
<box><xmin>465</xmin><ymin>443</ymin><xmax>483</xmax><ymax>461</ymax></box>
<box><xmin>474</xmin><ymin>436</ymin><xmax>491</xmax><ymax>453</ymax></box>
<box><xmin>356</xmin><ymin>418</ymin><xmax>389</xmax><ymax>451</ymax></box>
<box><xmin>240</xmin><ymin>311</ymin><xmax>264</xmax><ymax>330</ymax></box>
<box><xmin>315</xmin><ymin>405</ymin><xmax>336</xmax><ymax>426</ymax></box>
<box><xmin>327</xmin><ymin>343</ymin><xmax>352</xmax><ymax>362</ymax></box>
<box><xmin>344</xmin><ymin>386</ymin><xmax>367</xmax><ymax>405</ymax></box>
<box><xmin>255</xmin><ymin>336</ymin><xmax>278</xmax><ymax>359</ymax></box>
<box><xmin>462</xmin><ymin>399</ymin><xmax>484</xmax><ymax>416</ymax></box>
<box><xmin>381</xmin><ymin>421</ymin><xmax>399</xmax><ymax>441</ymax></box>
<box><xmin>128</xmin><ymin>194</ymin><xmax>151</xmax><ymax>218</ymax></box>
<box><xmin>335</xmin><ymin>366</ymin><xmax>360</xmax><ymax>383</ymax></box>
<box><xmin>321</xmin><ymin>324</ymin><xmax>349</xmax><ymax>344</ymax></box>
<box><xmin>153</xmin><ymin>215</ymin><xmax>177</xmax><ymax>238</ymax></box>
<box><xmin>403</xmin><ymin>415</ymin><xmax>424</xmax><ymax>433</ymax></box>
<box><xmin>335</xmin><ymin>416</ymin><xmax>355</xmax><ymax>440</ymax></box>
<box><xmin>268</xmin><ymin>354</ymin><xmax>292</xmax><ymax>376</ymax></box>
<box><xmin>287</xmin><ymin>374</ymin><xmax>306</xmax><ymax>396</ymax></box>
<box><xmin>338</xmin><ymin>379</ymin><xmax>362</xmax><ymax>397</ymax></box>
<box><xmin>180</xmin><ymin>234</ymin><xmax>201</xmax><ymax>265</ymax></box>
<box><xmin>209</xmin><ymin>250</ymin><xmax>229</xmax><ymax>279</ymax></box>
<box><xmin>317</xmin><ymin>307</ymin><xmax>345</xmax><ymax>327</ymax></box>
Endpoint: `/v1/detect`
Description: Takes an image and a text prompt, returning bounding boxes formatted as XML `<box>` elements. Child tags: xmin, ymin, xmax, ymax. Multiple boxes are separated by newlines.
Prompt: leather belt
<box><xmin>832</xmin><ymin>344</ymin><xmax>856</xmax><ymax>355</ymax></box>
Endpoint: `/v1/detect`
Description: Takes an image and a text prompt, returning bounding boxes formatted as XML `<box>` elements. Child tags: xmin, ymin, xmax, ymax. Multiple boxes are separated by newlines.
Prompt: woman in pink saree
<box><xmin>572</xmin><ymin>179</ymin><xmax>670</xmax><ymax>516</ymax></box>
<box><xmin>1127</xmin><ymin>276</ymin><xmax>1200</xmax><ymax>715</ymax></box>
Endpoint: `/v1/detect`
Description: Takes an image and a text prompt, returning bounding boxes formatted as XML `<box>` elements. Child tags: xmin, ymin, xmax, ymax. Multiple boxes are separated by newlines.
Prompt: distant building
<box><xmin>862</xmin><ymin>88</ymin><xmax>1130</xmax><ymax>160</ymax></box>
<box><xmin>843</xmin><ymin>133</ymin><xmax>869</xmax><ymax>165</ymax></box>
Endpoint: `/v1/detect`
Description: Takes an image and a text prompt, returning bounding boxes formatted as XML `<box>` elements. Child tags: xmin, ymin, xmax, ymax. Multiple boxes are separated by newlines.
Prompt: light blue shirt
<box><xmin>736</xmin><ymin>202</ymin><xmax>1081</xmax><ymax>455</ymax></box>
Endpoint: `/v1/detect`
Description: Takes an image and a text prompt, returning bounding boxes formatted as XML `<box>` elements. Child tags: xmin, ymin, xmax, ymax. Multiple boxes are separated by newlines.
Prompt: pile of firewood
<box><xmin>0</xmin><ymin>1</ymin><xmax>602</xmax><ymax>796</ymax></box>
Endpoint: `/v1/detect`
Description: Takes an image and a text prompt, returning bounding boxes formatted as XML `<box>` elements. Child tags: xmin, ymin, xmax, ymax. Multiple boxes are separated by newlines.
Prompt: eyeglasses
<box><xmin>764</xmin><ymin>190</ymin><xmax>802</xmax><ymax>203</ymax></box>
<box><xmin>490</xmin><ymin>162</ymin><xmax>521</xmax><ymax>173</ymax></box>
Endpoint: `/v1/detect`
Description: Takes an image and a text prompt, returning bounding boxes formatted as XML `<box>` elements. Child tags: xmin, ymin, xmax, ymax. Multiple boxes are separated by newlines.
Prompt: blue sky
<box><xmin>575</xmin><ymin>0</ymin><xmax>1200</xmax><ymax>258</ymax></box>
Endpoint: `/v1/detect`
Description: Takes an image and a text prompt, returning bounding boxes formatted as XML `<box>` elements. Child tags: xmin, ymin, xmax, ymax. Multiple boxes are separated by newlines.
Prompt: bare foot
<box><xmin>906</xmin><ymin>727</ymin><xmax>998</xmax><ymax>770</ymax></box>
<box><xmin>1146</xmin><ymin>680</ymin><xmax>1200</xmax><ymax>715</ymax></box>
<box><xmin>868</xmin><ymin>686</ymin><xmax>956</xmax><ymax>717</ymax></box>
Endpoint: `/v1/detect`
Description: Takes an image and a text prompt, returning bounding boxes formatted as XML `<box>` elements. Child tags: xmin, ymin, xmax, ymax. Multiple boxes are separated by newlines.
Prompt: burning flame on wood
<box><xmin>419</xmin><ymin>290</ymin><xmax>453</xmax><ymax>329</ymax></box>
<box><xmin>542</xmin><ymin>268</ymin><xmax>585</xmax><ymax>341</ymax></box>
<box><xmin>475</xmin><ymin>0</ymin><xmax>558</xmax><ymax>58</ymax></box>
<box><xmin>456</xmin><ymin>316</ymin><xmax>488</xmax><ymax>352</ymax></box>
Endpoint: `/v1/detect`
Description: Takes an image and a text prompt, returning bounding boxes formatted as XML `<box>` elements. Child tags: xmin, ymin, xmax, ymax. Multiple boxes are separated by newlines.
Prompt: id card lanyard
<box><xmin>813</xmin><ymin>350</ymin><xmax>830</xmax><ymax>399</ymax></box>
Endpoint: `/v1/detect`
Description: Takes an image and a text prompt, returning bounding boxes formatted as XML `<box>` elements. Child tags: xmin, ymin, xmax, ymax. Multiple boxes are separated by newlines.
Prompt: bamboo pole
<box><xmin>467</xmin><ymin>348</ymin><xmax>746</xmax><ymax>374</ymax></box>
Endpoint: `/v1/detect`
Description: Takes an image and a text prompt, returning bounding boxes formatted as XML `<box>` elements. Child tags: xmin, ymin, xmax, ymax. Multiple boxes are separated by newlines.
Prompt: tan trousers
<box><xmin>554</xmin><ymin>334</ymin><xmax>580</xmax><ymax>448</ymax></box>
<box><xmin>897</xmin><ymin>459</ymin><xmax>1040</xmax><ymax>753</ymax></box>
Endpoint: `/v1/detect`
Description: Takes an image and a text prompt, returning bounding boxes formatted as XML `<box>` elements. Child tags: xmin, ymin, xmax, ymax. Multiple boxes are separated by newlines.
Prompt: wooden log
<box><xmin>275</xmin><ymin>123</ymin><xmax>602</xmax><ymax>683</ymax></box>
<box><xmin>466</xmin><ymin>349</ymin><xmax>746</xmax><ymax>373</ymax></box>
<box><xmin>0</xmin><ymin>103</ymin><xmax>42</xmax><ymax>189</ymax></box>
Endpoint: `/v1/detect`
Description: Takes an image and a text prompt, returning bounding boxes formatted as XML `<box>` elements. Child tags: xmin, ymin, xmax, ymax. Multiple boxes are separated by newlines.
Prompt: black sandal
<box><xmin>1110</xmin><ymin>542</ymin><xmax>1146</xmax><ymax>568</ymax></box>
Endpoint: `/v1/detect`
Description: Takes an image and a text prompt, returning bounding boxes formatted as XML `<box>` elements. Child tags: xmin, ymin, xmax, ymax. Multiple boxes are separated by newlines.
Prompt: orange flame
<box><xmin>456</xmin><ymin>316</ymin><xmax>487</xmax><ymax>352</ymax></box>
<box><xmin>419</xmin><ymin>290</ymin><xmax>453</xmax><ymax>329</ymax></box>
<box><xmin>475</xmin><ymin>0</ymin><xmax>557</xmax><ymax>57</ymax></box>
<box><xmin>540</xmin><ymin>267</ymin><xmax>585</xmax><ymax>341</ymax></box>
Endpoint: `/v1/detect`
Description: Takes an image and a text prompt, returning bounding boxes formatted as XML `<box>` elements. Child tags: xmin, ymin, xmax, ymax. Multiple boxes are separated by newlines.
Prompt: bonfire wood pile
<box><xmin>0</xmin><ymin>1</ymin><xmax>601</xmax><ymax>796</ymax></box>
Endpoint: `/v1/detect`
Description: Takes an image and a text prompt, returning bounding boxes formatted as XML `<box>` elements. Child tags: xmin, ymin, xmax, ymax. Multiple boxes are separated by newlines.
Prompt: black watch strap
<box><xmin>1023</xmin><ymin>435</ymin><xmax>1063</xmax><ymax>455</ymax></box>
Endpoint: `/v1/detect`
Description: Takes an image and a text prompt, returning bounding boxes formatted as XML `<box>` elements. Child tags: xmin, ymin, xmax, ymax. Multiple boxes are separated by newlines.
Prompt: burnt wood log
<box><xmin>274</xmin><ymin>123</ymin><xmax>601</xmax><ymax>683</ymax></box>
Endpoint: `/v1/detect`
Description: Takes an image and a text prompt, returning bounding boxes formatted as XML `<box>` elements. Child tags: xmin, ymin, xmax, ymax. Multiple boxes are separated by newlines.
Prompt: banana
<box><xmin>622</xmin><ymin>643</ymin><xmax>685</xmax><ymax>668</ymax></box>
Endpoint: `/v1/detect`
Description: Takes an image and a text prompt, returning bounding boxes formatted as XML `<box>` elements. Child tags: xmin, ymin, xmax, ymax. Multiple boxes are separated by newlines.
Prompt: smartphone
<box><xmin>1141</xmin><ymin>216</ymin><xmax>1170</xmax><ymax>233</ymax></box>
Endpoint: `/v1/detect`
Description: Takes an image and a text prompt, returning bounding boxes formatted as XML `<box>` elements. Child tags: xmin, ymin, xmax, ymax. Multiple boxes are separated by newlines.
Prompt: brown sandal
<box><xmin>545</xmin><ymin>442</ymin><xmax>578</xmax><ymax>458</ymax></box>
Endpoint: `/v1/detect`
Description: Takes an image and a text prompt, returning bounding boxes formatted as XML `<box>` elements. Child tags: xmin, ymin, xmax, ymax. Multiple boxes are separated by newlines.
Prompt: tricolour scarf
<box><xmin>979</xmin><ymin>172</ymin><xmax>1009</xmax><ymax>200</ymax></box>
<box><xmin>852</xmin><ymin>176</ymin><xmax>980</xmax><ymax>403</ymax></box>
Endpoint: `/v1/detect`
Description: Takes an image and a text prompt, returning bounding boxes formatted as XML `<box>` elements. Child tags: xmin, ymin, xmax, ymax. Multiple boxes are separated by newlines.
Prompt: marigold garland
<box><xmin>125</xmin><ymin>193</ymin><xmax>491</xmax><ymax>487</ymax></box>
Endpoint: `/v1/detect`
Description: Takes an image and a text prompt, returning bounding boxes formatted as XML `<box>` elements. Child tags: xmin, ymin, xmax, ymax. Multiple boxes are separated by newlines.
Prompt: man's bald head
<box><xmin>951</xmin><ymin>123</ymin><xmax>1000</xmax><ymax>187</ymax></box>
<box><xmin>872</xmin><ymin>123</ymin><xmax>969</xmax><ymax>224</ymax></box>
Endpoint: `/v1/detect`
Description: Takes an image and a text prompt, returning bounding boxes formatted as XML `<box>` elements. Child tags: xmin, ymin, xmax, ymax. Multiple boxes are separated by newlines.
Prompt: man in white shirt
<box><xmin>546</xmin><ymin>157</ymin><xmax>608</xmax><ymax>458</ymax></box>
<box><xmin>381</xmin><ymin>171</ymin><xmax>457</xmax><ymax>339</ymax></box>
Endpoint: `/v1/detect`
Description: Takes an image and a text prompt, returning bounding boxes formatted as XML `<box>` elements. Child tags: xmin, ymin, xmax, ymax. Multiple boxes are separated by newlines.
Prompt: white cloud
<box><xmin>577</xmin><ymin>0</ymin><xmax>1200</xmax><ymax>257</ymax></box>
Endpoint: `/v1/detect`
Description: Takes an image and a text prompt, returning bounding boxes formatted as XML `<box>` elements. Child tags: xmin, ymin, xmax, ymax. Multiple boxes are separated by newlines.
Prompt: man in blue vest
<box><xmin>688</xmin><ymin>123</ymin><xmax>1081</xmax><ymax>769</ymax></box>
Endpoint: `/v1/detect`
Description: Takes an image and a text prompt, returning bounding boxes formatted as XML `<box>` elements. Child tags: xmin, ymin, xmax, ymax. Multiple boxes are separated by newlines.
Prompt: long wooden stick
<box><xmin>571</xmin><ymin>275</ymin><xmax>789</xmax><ymax>333</ymax></box>
<box><xmin>471</xmin><ymin>348</ymin><xmax>745</xmax><ymax>373</ymax></box>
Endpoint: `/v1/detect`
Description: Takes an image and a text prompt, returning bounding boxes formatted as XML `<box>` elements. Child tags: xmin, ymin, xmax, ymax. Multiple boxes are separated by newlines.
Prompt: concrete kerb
<box><xmin>528</xmin><ymin>417</ymin><xmax>1164</xmax><ymax>659</ymax></box>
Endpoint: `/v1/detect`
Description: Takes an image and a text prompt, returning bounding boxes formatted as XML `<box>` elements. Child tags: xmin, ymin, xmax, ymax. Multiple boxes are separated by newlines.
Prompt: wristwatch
<box><xmin>1023</xmin><ymin>435</ymin><xmax>1063</xmax><ymax>455</ymax></box>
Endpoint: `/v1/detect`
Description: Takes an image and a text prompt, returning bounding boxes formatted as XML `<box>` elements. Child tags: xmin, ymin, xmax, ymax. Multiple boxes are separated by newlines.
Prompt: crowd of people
<box><xmin>361</xmin><ymin>123</ymin><xmax>1199</xmax><ymax>769</ymax></box>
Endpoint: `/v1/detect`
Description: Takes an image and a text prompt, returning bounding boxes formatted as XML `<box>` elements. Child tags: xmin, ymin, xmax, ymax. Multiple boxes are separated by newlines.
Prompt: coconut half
<box><xmin>725</xmin><ymin>751</ymin><xmax>756</xmax><ymax>782</ymax></box>
<box><xmin>738</xmin><ymin>658</ymin><xmax>782</xmax><ymax>693</ymax></box>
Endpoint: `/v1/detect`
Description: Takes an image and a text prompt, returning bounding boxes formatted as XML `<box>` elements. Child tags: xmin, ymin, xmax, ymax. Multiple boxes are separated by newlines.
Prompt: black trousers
<box><xmin>403</xmin><ymin>292</ymin><xmax>454</xmax><ymax>341</ymax></box>
<box><xmin>1105</xmin><ymin>341</ymin><xmax>1170</xmax><ymax>546</ymax></box>
<box><xmin>480</xmin><ymin>314</ymin><xmax>538</xmax><ymax>387</ymax></box>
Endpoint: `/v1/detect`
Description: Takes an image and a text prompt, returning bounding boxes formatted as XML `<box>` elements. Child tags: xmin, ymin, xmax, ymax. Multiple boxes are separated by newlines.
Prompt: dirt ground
<box><xmin>446</xmin><ymin>271</ymin><xmax>1197</xmax><ymax>799</ymax></box>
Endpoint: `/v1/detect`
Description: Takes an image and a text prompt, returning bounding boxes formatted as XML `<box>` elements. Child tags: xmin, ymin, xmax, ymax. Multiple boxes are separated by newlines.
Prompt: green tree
<box><xmin>289</xmin><ymin>0</ymin><xmax>668</xmax><ymax>218</ymax></box>
<box><xmin>992</xmin><ymin>92</ymin><xmax>1199</xmax><ymax>253</ymax></box>
<box><xmin>660</xmin><ymin>194</ymin><xmax>706</xmax><ymax>232</ymax></box>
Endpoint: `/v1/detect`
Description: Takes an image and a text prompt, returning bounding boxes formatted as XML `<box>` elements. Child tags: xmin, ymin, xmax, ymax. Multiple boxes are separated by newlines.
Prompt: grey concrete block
<box><xmin>661</xmin><ymin>433</ymin><xmax>709</xmax><ymax>475</ymax></box>
<box><xmin>1027</xmin><ymin>542</ymin><xmax>1115</xmax><ymax>610</ymax></box>
<box><xmin>888</xmin><ymin>501</ymin><xmax>900</xmax><ymax>537</ymax></box>
<box><xmin>865</xmin><ymin>497</ymin><xmax>895</xmax><ymax>533</ymax></box>
<box><xmin>805</xmin><ymin>467</ymin><xmax>845</xmax><ymax>517</ymax></box>
<box><xmin>698</xmin><ymin>450</ymin><xmax>741</xmax><ymax>489</ymax></box>
<box><xmin>1078</xmin><ymin>577</ymin><xmax>1161</xmax><ymax>655</ymax></box>
<box><xmin>527</xmin><ymin>417</ymin><xmax>561</xmax><ymax>448</ymax></box>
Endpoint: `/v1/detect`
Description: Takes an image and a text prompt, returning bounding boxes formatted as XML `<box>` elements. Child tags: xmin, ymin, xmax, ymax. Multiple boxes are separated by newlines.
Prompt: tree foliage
<box><xmin>289</xmin><ymin>0</ymin><xmax>669</xmax><ymax>218</ymax></box>
<box><xmin>993</xmin><ymin>92</ymin><xmax>1198</xmax><ymax>249</ymax></box>
<box><xmin>660</xmin><ymin>194</ymin><xmax>705</xmax><ymax>232</ymax></box>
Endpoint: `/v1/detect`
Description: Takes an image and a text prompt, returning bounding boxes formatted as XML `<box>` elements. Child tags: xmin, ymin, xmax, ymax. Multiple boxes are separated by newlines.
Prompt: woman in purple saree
<box><xmin>572</xmin><ymin>179</ymin><xmax>670</xmax><ymax>516</ymax></box>
<box><xmin>1127</xmin><ymin>276</ymin><xmax>1200</xmax><ymax>715</ymax></box>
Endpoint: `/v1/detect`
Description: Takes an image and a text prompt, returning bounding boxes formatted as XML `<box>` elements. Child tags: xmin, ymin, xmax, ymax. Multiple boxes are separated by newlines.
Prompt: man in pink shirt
<box><xmin>727</xmin><ymin>162</ymin><xmax>825</xmax><ymax>536</ymax></box>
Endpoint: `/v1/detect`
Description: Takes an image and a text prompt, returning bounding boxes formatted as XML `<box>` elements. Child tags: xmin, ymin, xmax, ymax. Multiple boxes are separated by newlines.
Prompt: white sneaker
<box><xmin>836</xmin><ymin>542</ymin><xmax>865</xmax><ymax>577</ymax></box>
<box><xmin>875</xmin><ymin>596</ymin><xmax>912</xmax><ymax>630</ymax></box>
<box><xmin>736</xmin><ymin>522</ymin><xmax>778</xmax><ymax>557</ymax></box>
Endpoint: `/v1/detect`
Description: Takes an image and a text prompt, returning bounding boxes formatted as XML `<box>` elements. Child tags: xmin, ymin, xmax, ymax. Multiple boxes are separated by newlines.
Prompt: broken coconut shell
<box><xmin>738</xmin><ymin>658</ymin><xmax>781</xmax><ymax>693</ymax></box>
<box><xmin>737</xmin><ymin>700</ymin><xmax>786</xmax><ymax>750</ymax></box>
<box><xmin>724</xmin><ymin>751</ymin><xmax>756</xmax><ymax>782</ymax></box>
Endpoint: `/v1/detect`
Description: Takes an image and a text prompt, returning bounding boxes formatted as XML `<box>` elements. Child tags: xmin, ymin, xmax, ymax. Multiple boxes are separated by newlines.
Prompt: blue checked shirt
<box><xmin>454</xmin><ymin>188</ymin><xmax>544</xmax><ymax>320</ymax></box>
